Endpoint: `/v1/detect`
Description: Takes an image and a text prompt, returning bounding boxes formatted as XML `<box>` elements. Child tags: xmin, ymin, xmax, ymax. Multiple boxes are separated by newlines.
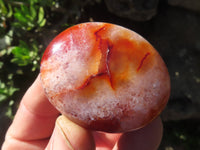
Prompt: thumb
<box><xmin>45</xmin><ymin>115</ymin><xmax>95</xmax><ymax>150</ymax></box>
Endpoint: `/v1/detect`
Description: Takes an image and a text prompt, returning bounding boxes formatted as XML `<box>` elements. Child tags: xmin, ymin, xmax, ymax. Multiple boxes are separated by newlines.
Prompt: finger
<box><xmin>2</xmin><ymin>138</ymin><xmax>48</xmax><ymax>150</ymax></box>
<box><xmin>93</xmin><ymin>132</ymin><xmax>121</xmax><ymax>149</ymax></box>
<box><xmin>113</xmin><ymin>117</ymin><xmax>163</xmax><ymax>150</ymax></box>
<box><xmin>3</xmin><ymin>75</ymin><xmax>60</xmax><ymax>145</ymax></box>
<box><xmin>46</xmin><ymin>115</ymin><xmax>95</xmax><ymax>150</ymax></box>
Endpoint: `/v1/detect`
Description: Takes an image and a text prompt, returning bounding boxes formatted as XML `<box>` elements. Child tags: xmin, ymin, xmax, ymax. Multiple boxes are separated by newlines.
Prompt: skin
<box><xmin>2</xmin><ymin>75</ymin><xmax>163</xmax><ymax>150</ymax></box>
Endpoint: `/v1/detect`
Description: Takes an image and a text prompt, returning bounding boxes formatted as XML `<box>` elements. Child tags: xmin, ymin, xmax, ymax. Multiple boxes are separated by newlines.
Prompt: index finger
<box><xmin>5</xmin><ymin>74</ymin><xmax>60</xmax><ymax>141</ymax></box>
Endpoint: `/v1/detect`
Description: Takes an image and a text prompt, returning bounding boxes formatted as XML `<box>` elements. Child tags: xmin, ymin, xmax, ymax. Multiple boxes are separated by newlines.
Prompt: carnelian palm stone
<box><xmin>40</xmin><ymin>22</ymin><xmax>170</xmax><ymax>133</ymax></box>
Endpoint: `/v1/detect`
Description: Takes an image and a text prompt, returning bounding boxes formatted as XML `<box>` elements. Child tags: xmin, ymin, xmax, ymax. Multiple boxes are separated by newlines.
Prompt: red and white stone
<box><xmin>40</xmin><ymin>22</ymin><xmax>170</xmax><ymax>133</ymax></box>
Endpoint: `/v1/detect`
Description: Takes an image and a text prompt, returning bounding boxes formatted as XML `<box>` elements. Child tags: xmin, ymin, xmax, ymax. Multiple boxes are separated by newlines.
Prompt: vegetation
<box><xmin>0</xmin><ymin>0</ymin><xmax>62</xmax><ymax>118</ymax></box>
<box><xmin>0</xmin><ymin>0</ymin><xmax>88</xmax><ymax>118</ymax></box>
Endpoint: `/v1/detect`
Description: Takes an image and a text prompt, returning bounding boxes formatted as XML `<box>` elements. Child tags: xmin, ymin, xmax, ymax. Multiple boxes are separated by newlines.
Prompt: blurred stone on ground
<box><xmin>168</xmin><ymin>0</ymin><xmax>200</xmax><ymax>12</ymax></box>
<box><xmin>104</xmin><ymin>0</ymin><xmax>159</xmax><ymax>21</ymax></box>
<box><xmin>146</xmin><ymin>5</ymin><xmax>200</xmax><ymax>121</ymax></box>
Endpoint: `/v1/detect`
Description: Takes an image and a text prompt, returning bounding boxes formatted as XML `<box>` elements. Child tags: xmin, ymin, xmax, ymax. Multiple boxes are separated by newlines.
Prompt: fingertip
<box><xmin>5</xmin><ymin>74</ymin><xmax>60</xmax><ymax>141</ymax></box>
<box><xmin>114</xmin><ymin>117</ymin><xmax>163</xmax><ymax>150</ymax></box>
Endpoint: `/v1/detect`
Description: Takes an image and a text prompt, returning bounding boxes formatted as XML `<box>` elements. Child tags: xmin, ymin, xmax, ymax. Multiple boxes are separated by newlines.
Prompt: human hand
<box><xmin>2</xmin><ymin>75</ymin><xmax>163</xmax><ymax>150</ymax></box>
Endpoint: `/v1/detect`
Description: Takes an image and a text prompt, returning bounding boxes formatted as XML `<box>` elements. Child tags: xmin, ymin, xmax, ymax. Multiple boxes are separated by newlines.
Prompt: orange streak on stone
<box><xmin>74</xmin><ymin>24</ymin><xmax>154</xmax><ymax>91</ymax></box>
<box><xmin>137</xmin><ymin>52</ymin><xmax>151</xmax><ymax>72</ymax></box>
<box><xmin>76</xmin><ymin>25</ymin><xmax>115</xmax><ymax>90</ymax></box>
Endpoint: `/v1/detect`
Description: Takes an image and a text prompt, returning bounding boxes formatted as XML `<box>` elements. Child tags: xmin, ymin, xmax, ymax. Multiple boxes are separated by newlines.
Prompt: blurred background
<box><xmin>0</xmin><ymin>0</ymin><xmax>200</xmax><ymax>149</ymax></box>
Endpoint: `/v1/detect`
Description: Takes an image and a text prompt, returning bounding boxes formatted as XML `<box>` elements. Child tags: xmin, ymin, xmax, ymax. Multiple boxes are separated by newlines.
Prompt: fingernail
<box><xmin>48</xmin><ymin>115</ymin><xmax>95</xmax><ymax>150</ymax></box>
<box><xmin>48</xmin><ymin>117</ymin><xmax>74</xmax><ymax>150</ymax></box>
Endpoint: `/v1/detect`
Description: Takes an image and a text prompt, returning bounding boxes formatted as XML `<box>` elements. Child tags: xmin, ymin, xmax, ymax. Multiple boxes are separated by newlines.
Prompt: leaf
<box><xmin>11</xmin><ymin>46</ymin><xmax>29</xmax><ymax>57</ymax></box>
<box><xmin>12</xmin><ymin>22</ymin><xmax>22</xmax><ymax>28</ymax></box>
<box><xmin>10</xmin><ymin>40</ymin><xmax>40</xmax><ymax>66</ymax></box>
<box><xmin>5</xmin><ymin>104</ymin><xmax>14</xmax><ymax>119</ymax></box>
<box><xmin>19</xmin><ymin>40</ymin><xmax>29</xmax><ymax>49</ymax></box>
<box><xmin>8</xmin><ymin>86</ymin><xmax>19</xmax><ymax>96</ymax></box>
<box><xmin>21</xmin><ymin>5</ymin><xmax>29</xmax><ymax>16</ymax></box>
<box><xmin>0</xmin><ymin>94</ymin><xmax>7</xmax><ymax>102</ymax></box>
<box><xmin>31</xmin><ymin>0</ymin><xmax>39</xmax><ymax>5</ymax></box>
<box><xmin>0</xmin><ymin>82</ymin><xmax>6</xmax><ymax>95</ymax></box>
<box><xmin>0</xmin><ymin>49</ymin><xmax>6</xmax><ymax>56</ymax></box>
<box><xmin>14</xmin><ymin>10</ymin><xmax>28</xmax><ymax>24</ymax></box>
<box><xmin>38</xmin><ymin>18</ymin><xmax>46</xmax><ymax>27</ymax></box>
<box><xmin>7</xmin><ymin>3</ymin><xmax>13</xmax><ymax>18</ymax></box>
<box><xmin>5</xmin><ymin>30</ymin><xmax>13</xmax><ymax>45</ymax></box>
<box><xmin>7</xmin><ymin>46</ymin><xmax>14</xmax><ymax>55</ymax></box>
<box><xmin>0</xmin><ymin>80</ymin><xmax>18</xmax><ymax>103</ymax></box>
<box><xmin>37</xmin><ymin>7</ymin><xmax>45</xmax><ymax>25</ymax></box>
<box><xmin>0</xmin><ymin>0</ymin><xmax>7</xmax><ymax>15</ymax></box>
<box><xmin>0</xmin><ymin>61</ymin><xmax>3</xmax><ymax>69</ymax></box>
<box><xmin>27</xmin><ymin>21</ymin><xmax>35</xmax><ymax>29</ymax></box>
<box><xmin>11</xmin><ymin>56</ymin><xmax>30</xmax><ymax>66</ymax></box>
<box><xmin>11</xmin><ymin>41</ymin><xmax>31</xmax><ymax>66</ymax></box>
<box><xmin>30</xmin><ymin>4</ymin><xmax>37</xmax><ymax>20</ymax></box>
<box><xmin>14</xmin><ymin>4</ymin><xmax>36</xmax><ymax>30</ymax></box>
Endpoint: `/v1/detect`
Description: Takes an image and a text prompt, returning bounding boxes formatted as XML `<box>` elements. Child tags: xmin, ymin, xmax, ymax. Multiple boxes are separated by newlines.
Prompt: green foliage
<box><xmin>0</xmin><ymin>0</ymin><xmax>12</xmax><ymax>36</ymax></box>
<box><xmin>0</xmin><ymin>0</ymin><xmax>57</xmax><ymax>118</ymax></box>
<box><xmin>0</xmin><ymin>76</ymin><xmax>18</xmax><ymax>104</ymax></box>
<box><xmin>0</xmin><ymin>75</ymin><xmax>19</xmax><ymax>119</ymax></box>
<box><xmin>5</xmin><ymin>99</ymin><xmax>15</xmax><ymax>119</ymax></box>
<box><xmin>11</xmin><ymin>40</ymin><xmax>40</xmax><ymax>71</ymax></box>
<box><xmin>13</xmin><ymin>2</ymin><xmax>46</xmax><ymax>30</ymax></box>
<box><xmin>0</xmin><ymin>0</ymin><xmax>77</xmax><ymax>119</ymax></box>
